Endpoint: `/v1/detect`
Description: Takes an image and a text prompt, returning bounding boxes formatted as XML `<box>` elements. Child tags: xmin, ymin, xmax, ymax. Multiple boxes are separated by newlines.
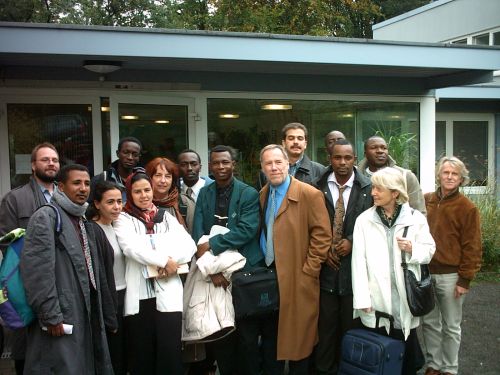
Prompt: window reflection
<box><xmin>7</xmin><ymin>104</ymin><xmax>93</xmax><ymax>188</ymax></box>
<box><xmin>207</xmin><ymin>99</ymin><xmax>419</xmax><ymax>186</ymax></box>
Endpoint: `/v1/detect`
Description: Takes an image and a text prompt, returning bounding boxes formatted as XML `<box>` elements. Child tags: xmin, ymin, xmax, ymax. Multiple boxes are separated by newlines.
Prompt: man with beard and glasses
<box><xmin>0</xmin><ymin>142</ymin><xmax>60</xmax><ymax>375</ymax></box>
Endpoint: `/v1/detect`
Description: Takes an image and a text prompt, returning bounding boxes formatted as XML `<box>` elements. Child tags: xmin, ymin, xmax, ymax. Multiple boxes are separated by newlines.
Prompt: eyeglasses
<box><xmin>37</xmin><ymin>158</ymin><xmax>60</xmax><ymax>164</ymax></box>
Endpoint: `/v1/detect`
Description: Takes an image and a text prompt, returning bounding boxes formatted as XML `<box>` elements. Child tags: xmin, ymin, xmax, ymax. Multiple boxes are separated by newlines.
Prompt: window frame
<box><xmin>435</xmin><ymin>113</ymin><xmax>495</xmax><ymax>195</ymax></box>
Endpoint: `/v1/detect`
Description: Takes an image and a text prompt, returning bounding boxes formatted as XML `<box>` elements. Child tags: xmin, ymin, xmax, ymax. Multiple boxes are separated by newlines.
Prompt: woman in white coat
<box><xmin>352</xmin><ymin>167</ymin><xmax>435</xmax><ymax>375</ymax></box>
<box><xmin>113</xmin><ymin>168</ymin><xmax>196</xmax><ymax>375</ymax></box>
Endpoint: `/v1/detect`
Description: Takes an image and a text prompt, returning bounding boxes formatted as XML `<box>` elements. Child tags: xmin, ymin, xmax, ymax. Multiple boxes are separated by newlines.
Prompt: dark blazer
<box><xmin>315</xmin><ymin>167</ymin><xmax>373</xmax><ymax>295</ymax></box>
<box><xmin>192</xmin><ymin>178</ymin><xmax>263</xmax><ymax>269</ymax></box>
<box><xmin>256</xmin><ymin>154</ymin><xmax>326</xmax><ymax>190</ymax></box>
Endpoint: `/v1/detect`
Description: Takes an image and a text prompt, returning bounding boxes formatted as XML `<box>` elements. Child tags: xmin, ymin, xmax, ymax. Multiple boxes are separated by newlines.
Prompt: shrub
<box><xmin>466</xmin><ymin>191</ymin><xmax>500</xmax><ymax>271</ymax></box>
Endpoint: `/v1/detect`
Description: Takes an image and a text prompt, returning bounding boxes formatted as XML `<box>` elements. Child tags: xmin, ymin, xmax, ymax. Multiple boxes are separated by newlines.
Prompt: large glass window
<box><xmin>493</xmin><ymin>31</ymin><xmax>500</xmax><ymax>46</ymax></box>
<box><xmin>435</xmin><ymin>121</ymin><xmax>446</xmax><ymax>161</ymax></box>
<box><xmin>207</xmin><ymin>99</ymin><xmax>419</xmax><ymax>185</ymax></box>
<box><xmin>118</xmin><ymin>103</ymin><xmax>188</xmax><ymax>166</ymax></box>
<box><xmin>453</xmin><ymin>121</ymin><xmax>488</xmax><ymax>186</ymax></box>
<box><xmin>473</xmin><ymin>33</ymin><xmax>489</xmax><ymax>45</ymax></box>
<box><xmin>435</xmin><ymin>118</ymin><xmax>490</xmax><ymax>187</ymax></box>
<box><xmin>7</xmin><ymin>103</ymin><xmax>93</xmax><ymax>188</ymax></box>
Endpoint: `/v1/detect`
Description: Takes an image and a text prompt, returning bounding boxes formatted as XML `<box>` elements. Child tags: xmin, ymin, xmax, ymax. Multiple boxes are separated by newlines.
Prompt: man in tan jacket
<box><xmin>256</xmin><ymin>144</ymin><xmax>331</xmax><ymax>375</ymax></box>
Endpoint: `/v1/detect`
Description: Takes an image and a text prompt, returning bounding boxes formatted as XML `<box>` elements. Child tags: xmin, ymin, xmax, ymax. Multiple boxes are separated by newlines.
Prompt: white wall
<box><xmin>373</xmin><ymin>0</ymin><xmax>500</xmax><ymax>43</ymax></box>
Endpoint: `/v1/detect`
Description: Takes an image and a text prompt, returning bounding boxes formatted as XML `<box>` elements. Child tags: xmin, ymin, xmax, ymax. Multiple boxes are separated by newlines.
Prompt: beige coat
<box><xmin>260</xmin><ymin>177</ymin><xmax>331</xmax><ymax>360</ymax></box>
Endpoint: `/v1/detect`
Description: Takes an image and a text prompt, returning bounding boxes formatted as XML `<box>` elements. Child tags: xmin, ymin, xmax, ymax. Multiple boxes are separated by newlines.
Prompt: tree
<box><xmin>0</xmin><ymin>0</ymin><xmax>430</xmax><ymax>38</ymax></box>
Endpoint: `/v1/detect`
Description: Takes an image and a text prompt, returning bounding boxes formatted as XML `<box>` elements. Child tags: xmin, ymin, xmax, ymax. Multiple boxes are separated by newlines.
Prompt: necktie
<box><xmin>265</xmin><ymin>189</ymin><xmax>276</xmax><ymax>266</ymax></box>
<box><xmin>78</xmin><ymin>219</ymin><xmax>97</xmax><ymax>289</ymax></box>
<box><xmin>186</xmin><ymin>187</ymin><xmax>194</xmax><ymax>199</ymax></box>
<box><xmin>332</xmin><ymin>185</ymin><xmax>346</xmax><ymax>245</ymax></box>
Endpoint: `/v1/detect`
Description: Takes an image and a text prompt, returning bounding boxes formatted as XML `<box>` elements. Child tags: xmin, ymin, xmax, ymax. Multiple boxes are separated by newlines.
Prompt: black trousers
<box><xmin>237</xmin><ymin>312</ymin><xmax>281</xmax><ymax>375</ymax></box>
<box><xmin>107</xmin><ymin>289</ymin><xmax>127</xmax><ymax>375</ymax></box>
<box><xmin>237</xmin><ymin>311</ymin><xmax>311</xmax><ymax>375</ymax></box>
<box><xmin>316</xmin><ymin>291</ymin><xmax>357</xmax><ymax>375</ymax></box>
<box><xmin>208</xmin><ymin>330</ymin><xmax>239</xmax><ymax>375</ymax></box>
<box><xmin>125</xmin><ymin>298</ymin><xmax>183</xmax><ymax>375</ymax></box>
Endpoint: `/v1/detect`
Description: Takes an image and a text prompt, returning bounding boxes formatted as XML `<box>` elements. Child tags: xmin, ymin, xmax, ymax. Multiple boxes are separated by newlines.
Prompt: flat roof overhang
<box><xmin>1</xmin><ymin>22</ymin><xmax>499</xmax><ymax>95</ymax></box>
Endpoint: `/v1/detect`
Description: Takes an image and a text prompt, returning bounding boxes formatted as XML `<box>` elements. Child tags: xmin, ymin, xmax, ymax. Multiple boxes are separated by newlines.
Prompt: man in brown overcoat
<box><xmin>256</xmin><ymin>144</ymin><xmax>331</xmax><ymax>374</ymax></box>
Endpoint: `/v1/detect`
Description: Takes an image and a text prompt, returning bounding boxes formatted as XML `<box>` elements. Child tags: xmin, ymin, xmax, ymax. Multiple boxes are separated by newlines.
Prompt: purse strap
<box><xmin>400</xmin><ymin>208</ymin><xmax>413</xmax><ymax>268</ymax></box>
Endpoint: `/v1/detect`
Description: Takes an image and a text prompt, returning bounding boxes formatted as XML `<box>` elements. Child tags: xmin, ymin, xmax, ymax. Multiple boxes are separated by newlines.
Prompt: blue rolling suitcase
<box><xmin>338</xmin><ymin>311</ymin><xmax>405</xmax><ymax>375</ymax></box>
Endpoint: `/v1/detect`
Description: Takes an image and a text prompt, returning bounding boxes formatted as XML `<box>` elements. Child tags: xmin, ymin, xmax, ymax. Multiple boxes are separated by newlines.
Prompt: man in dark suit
<box><xmin>192</xmin><ymin>145</ymin><xmax>264</xmax><ymax>375</ymax></box>
<box><xmin>314</xmin><ymin>139</ymin><xmax>373</xmax><ymax>375</ymax></box>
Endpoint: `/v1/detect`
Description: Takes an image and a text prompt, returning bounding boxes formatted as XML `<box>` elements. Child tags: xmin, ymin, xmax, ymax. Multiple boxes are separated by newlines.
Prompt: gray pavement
<box><xmin>418</xmin><ymin>280</ymin><xmax>500</xmax><ymax>375</ymax></box>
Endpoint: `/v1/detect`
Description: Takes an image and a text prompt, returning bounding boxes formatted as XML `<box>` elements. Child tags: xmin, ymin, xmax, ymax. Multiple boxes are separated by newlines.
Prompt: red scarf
<box><xmin>123</xmin><ymin>171</ymin><xmax>158</xmax><ymax>234</ymax></box>
<box><xmin>153</xmin><ymin>187</ymin><xmax>186</xmax><ymax>229</ymax></box>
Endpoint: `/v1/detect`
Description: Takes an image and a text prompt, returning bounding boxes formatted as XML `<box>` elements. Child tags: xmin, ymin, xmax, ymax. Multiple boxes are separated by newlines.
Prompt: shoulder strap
<box><xmin>45</xmin><ymin>203</ymin><xmax>62</xmax><ymax>234</ymax></box>
<box><xmin>401</xmin><ymin>208</ymin><xmax>415</xmax><ymax>266</ymax></box>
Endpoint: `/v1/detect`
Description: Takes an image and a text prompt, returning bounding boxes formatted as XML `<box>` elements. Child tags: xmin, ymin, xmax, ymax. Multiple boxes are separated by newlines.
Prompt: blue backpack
<box><xmin>0</xmin><ymin>204</ymin><xmax>61</xmax><ymax>330</ymax></box>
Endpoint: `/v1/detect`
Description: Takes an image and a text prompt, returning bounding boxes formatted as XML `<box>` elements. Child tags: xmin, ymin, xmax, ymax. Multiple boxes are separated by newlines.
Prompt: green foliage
<box><xmin>0</xmin><ymin>0</ymin><xmax>428</xmax><ymax>39</ymax></box>
<box><xmin>373</xmin><ymin>128</ymin><xmax>418</xmax><ymax>173</ymax></box>
<box><xmin>466</xmin><ymin>191</ymin><xmax>500</xmax><ymax>271</ymax></box>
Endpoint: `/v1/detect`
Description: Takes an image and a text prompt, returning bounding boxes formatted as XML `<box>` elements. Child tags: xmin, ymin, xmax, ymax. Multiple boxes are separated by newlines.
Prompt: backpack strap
<box><xmin>44</xmin><ymin>203</ymin><xmax>62</xmax><ymax>234</ymax></box>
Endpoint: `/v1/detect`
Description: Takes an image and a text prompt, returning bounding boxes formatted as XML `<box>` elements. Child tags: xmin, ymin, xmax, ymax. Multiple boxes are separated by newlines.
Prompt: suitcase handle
<box><xmin>375</xmin><ymin>311</ymin><xmax>395</xmax><ymax>330</ymax></box>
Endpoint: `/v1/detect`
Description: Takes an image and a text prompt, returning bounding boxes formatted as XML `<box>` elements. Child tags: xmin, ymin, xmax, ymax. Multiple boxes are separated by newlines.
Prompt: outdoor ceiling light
<box><xmin>83</xmin><ymin>60</ymin><xmax>122</xmax><ymax>74</ymax></box>
<box><xmin>121</xmin><ymin>115</ymin><xmax>139</xmax><ymax>120</ymax></box>
<box><xmin>339</xmin><ymin>113</ymin><xmax>353</xmax><ymax>118</ymax></box>
<box><xmin>219</xmin><ymin>114</ymin><xmax>240</xmax><ymax>119</ymax></box>
<box><xmin>261</xmin><ymin>104</ymin><xmax>292</xmax><ymax>110</ymax></box>
<box><xmin>154</xmin><ymin>120</ymin><xmax>170</xmax><ymax>124</ymax></box>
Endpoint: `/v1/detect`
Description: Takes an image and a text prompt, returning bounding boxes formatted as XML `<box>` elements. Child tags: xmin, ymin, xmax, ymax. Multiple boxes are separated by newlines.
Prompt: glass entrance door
<box><xmin>110</xmin><ymin>96</ymin><xmax>195</xmax><ymax>168</ymax></box>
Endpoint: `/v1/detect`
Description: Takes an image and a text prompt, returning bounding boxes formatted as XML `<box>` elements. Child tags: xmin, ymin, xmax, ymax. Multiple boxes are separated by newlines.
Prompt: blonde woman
<box><xmin>351</xmin><ymin>167</ymin><xmax>435</xmax><ymax>375</ymax></box>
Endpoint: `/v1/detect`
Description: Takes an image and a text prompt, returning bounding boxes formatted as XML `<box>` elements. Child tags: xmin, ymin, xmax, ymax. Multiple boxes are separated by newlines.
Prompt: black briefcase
<box><xmin>231</xmin><ymin>267</ymin><xmax>279</xmax><ymax>319</ymax></box>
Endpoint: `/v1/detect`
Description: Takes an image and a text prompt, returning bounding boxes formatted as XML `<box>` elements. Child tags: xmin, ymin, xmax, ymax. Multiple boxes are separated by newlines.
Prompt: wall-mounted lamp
<box><xmin>83</xmin><ymin>60</ymin><xmax>122</xmax><ymax>74</ymax></box>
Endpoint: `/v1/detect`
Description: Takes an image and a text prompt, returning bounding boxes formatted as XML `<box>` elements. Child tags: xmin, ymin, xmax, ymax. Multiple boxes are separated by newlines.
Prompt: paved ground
<box><xmin>417</xmin><ymin>280</ymin><xmax>500</xmax><ymax>375</ymax></box>
<box><xmin>1</xmin><ymin>280</ymin><xmax>499</xmax><ymax>375</ymax></box>
<box><xmin>455</xmin><ymin>281</ymin><xmax>500</xmax><ymax>375</ymax></box>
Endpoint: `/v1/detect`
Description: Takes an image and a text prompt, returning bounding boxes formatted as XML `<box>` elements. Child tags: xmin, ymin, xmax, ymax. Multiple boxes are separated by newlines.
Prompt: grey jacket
<box><xmin>21</xmin><ymin>203</ymin><xmax>115</xmax><ymax>375</ymax></box>
<box><xmin>0</xmin><ymin>177</ymin><xmax>47</xmax><ymax>252</ymax></box>
<box><xmin>358</xmin><ymin>156</ymin><xmax>426</xmax><ymax>216</ymax></box>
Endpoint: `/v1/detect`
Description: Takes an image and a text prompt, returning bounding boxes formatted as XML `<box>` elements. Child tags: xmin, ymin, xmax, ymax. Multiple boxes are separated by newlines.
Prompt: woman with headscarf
<box><xmin>113</xmin><ymin>168</ymin><xmax>196</xmax><ymax>375</ymax></box>
<box><xmin>145</xmin><ymin>157</ymin><xmax>186</xmax><ymax>227</ymax></box>
<box><xmin>351</xmin><ymin>167</ymin><xmax>435</xmax><ymax>375</ymax></box>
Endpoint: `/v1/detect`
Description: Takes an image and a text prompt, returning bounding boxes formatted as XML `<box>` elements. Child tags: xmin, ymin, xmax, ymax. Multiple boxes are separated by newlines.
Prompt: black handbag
<box><xmin>401</xmin><ymin>225</ymin><xmax>435</xmax><ymax>317</ymax></box>
<box><xmin>231</xmin><ymin>267</ymin><xmax>279</xmax><ymax>319</ymax></box>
